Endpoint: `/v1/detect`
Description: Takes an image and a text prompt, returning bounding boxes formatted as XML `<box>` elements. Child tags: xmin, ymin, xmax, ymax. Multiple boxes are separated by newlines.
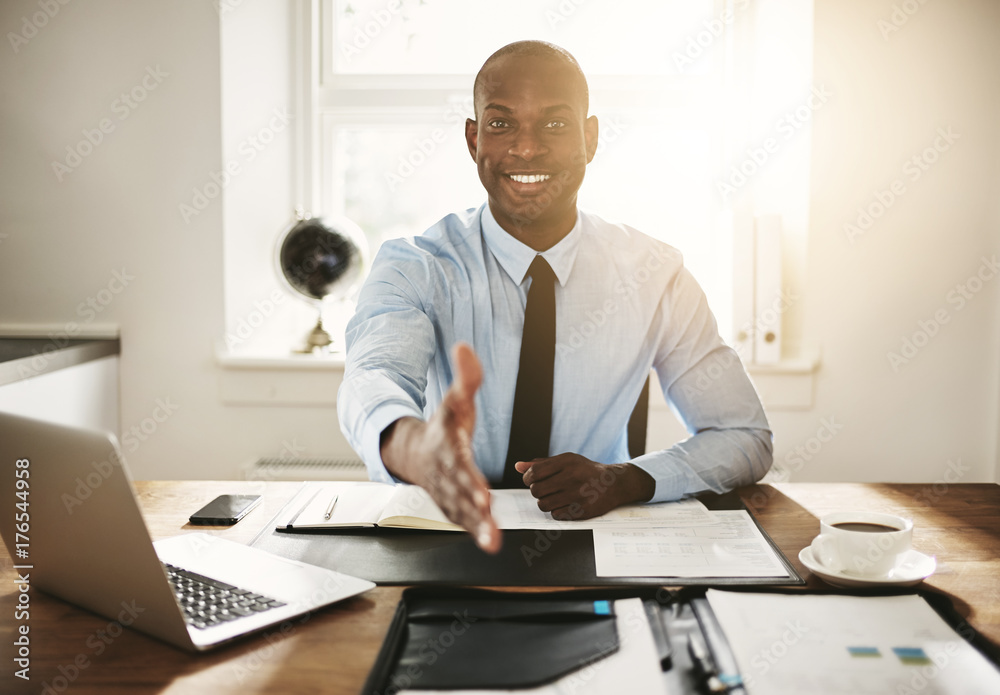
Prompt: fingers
<box><xmin>518</xmin><ymin>457</ymin><xmax>562</xmax><ymax>485</ymax></box>
<box><xmin>533</xmin><ymin>489</ymin><xmax>578</xmax><ymax>514</ymax></box>
<box><xmin>431</xmin><ymin>428</ymin><xmax>501</xmax><ymax>553</ymax></box>
<box><xmin>461</xmin><ymin>461</ymin><xmax>501</xmax><ymax>553</ymax></box>
<box><xmin>450</xmin><ymin>341</ymin><xmax>482</xmax><ymax>401</ymax></box>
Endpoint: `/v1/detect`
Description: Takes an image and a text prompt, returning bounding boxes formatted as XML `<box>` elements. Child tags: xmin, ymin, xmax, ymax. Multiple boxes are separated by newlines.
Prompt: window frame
<box><xmin>289</xmin><ymin>0</ymin><xmax>811</xmax><ymax>367</ymax></box>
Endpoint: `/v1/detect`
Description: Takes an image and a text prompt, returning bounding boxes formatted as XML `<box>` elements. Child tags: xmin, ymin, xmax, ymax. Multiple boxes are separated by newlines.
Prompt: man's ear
<box><xmin>465</xmin><ymin>118</ymin><xmax>479</xmax><ymax>162</ymax></box>
<box><xmin>584</xmin><ymin>115</ymin><xmax>599</xmax><ymax>164</ymax></box>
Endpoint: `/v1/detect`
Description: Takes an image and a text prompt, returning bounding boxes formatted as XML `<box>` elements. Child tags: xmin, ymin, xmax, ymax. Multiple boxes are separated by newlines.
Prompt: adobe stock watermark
<box><xmin>877</xmin><ymin>0</ymin><xmax>932</xmax><ymax>41</ymax></box>
<box><xmin>60</xmin><ymin>397</ymin><xmax>180</xmax><ymax>514</ymax></box>
<box><xmin>245</xmin><ymin>438</ymin><xmax>309</xmax><ymax>483</ymax></box>
<box><xmin>7</xmin><ymin>0</ymin><xmax>72</xmax><ymax>54</ymax></box>
<box><xmin>339</xmin><ymin>0</ymin><xmax>410</xmax><ymax>64</ymax></box>
<box><xmin>671</xmin><ymin>0</ymin><xmax>750</xmax><ymax>73</ymax></box>
<box><xmin>544</xmin><ymin>0</ymin><xmax>588</xmax><ymax>29</ymax></box>
<box><xmin>15</xmin><ymin>267</ymin><xmax>135</xmax><ymax>382</ymax></box>
<box><xmin>179</xmin><ymin>107</ymin><xmax>291</xmax><ymax>223</ymax></box>
<box><xmin>912</xmin><ymin>458</ymin><xmax>969</xmax><ymax>507</ymax></box>
<box><xmin>385</xmin><ymin>97</ymin><xmax>474</xmax><ymax>193</ymax></box>
<box><xmin>224</xmin><ymin>289</ymin><xmax>288</xmax><ymax>350</ymax></box>
<box><xmin>560</xmin><ymin>602</ymin><xmax>657</xmax><ymax>692</ymax></box>
<box><xmin>38</xmin><ymin>600</ymin><xmax>145</xmax><ymax>695</ymax></box>
<box><xmin>733</xmin><ymin>288</ymin><xmax>798</xmax><ymax>358</ymax></box>
<box><xmin>558</xmin><ymin>638</ymin><xmax>620</xmax><ymax>692</ymax></box>
<box><xmin>748</xmin><ymin>416</ymin><xmax>844</xmax><ymax>510</ymax></box>
<box><xmin>374</xmin><ymin>611</ymin><xmax>478</xmax><ymax>695</ymax></box>
<box><xmin>844</xmin><ymin>127</ymin><xmax>959</xmax><ymax>244</ymax></box>
<box><xmin>51</xmin><ymin>65</ymin><xmax>169</xmax><ymax>182</ymax></box>
<box><xmin>887</xmin><ymin>254</ymin><xmax>998</xmax><ymax>372</ymax></box>
<box><xmin>556</xmin><ymin>241</ymin><xmax>671</xmax><ymax>359</ymax></box>
<box><xmin>503</xmin><ymin>118</ymin><xmax>628</xmax><ymax>233</ymax></box>
<box><xmin>520</xmin><ymin>464</ymin><xmax>631</xmax><ymax>567</ymax></box>
<box><xmin>231</xmin><ymin>568</ymin><xmax>370</xmax><ymax>683</ymax></box>
<box><xmin>679</xmin><ymin>289</ymin><xmax>798</xmax><ymax>402</ymax></box>
<box><xmin>888</xmin><ymin>624</ymin><xmax>980</xmax><ymax>695</ymax></box>
<box><xmin>717</xmin><ymin>85</ymin><xmax>832</xmax><ymax>202</ymax></box>
<box><xmin>741</xmin><ymin>620</ymin><xmax>810</xmax><ymax>690</ymax></box>
<box><xmin>769</xmin><ymin>416</ymin><xmax>843</xmax><ymax>482</ymax></box>
<box><xmin>214</xmin><ymin>0</ymin><xmax>247</xmax><ymax>15</ymax></box>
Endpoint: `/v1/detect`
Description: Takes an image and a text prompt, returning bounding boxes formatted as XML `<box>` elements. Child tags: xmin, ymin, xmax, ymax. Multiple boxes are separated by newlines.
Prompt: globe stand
<box><xmin>294</xmin><ymin>314</ymin><xmax>333</xmax><ymax>354</ymax></box>
<box><xmin>275</xmin><ymin>212</ymin><xmax>368</xmax><ymax>357</ymax></box>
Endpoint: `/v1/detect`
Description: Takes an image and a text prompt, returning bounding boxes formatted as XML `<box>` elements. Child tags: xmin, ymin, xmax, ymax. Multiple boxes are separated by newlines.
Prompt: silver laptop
<box><xmin>0</xmin><ymin>411</ymin><xmax>374</xmax><ymax>651</ymax></box>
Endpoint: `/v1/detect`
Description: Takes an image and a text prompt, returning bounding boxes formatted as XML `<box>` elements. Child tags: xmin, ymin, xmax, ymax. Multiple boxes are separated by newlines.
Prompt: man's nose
<box><xmin>508</xmin><ymin>128</ymin><xmax>549</xmax><ymax>160</ymax></box>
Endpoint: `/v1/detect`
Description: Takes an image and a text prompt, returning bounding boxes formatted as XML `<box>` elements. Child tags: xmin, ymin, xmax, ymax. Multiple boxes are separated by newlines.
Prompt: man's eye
<box><xmin>545</xmin><ymin>120</ymin><xmax>567</xmax><ymax>128</ymax></box>
<box><xmin>488</xmin><ymin>119</ymin><xmax>509</xmax><ymax>128</ymax></box>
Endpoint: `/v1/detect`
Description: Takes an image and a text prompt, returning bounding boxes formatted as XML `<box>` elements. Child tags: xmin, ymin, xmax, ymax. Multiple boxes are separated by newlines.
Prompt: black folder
<box><xmin>369</xmin><ymin>589</ymin><xmax>620</xmax><ymax>691</ymax></box>
<box><xmin>248</xmin><ymin>489</ymin><xmax>804</xmax><ymax>586</ymax></box>
<box><xmin>361</xmin><ymin>586</ymin><xmax>1000</xmax><ymax>695</ymax></box>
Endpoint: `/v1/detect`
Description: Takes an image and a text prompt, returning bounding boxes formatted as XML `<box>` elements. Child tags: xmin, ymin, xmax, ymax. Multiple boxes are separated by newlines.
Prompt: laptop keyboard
<box><xmin>163</xmin><ymin>563</ymin><xmax>287</xmax><ymax>630</ymax></box>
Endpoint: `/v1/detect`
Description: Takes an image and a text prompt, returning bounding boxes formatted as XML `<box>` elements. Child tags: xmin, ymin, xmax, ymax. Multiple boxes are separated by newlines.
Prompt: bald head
<box><xmin>473</xmin><ymin>41</ymin><xmax>589</xmax><ymax>120</ymax></box>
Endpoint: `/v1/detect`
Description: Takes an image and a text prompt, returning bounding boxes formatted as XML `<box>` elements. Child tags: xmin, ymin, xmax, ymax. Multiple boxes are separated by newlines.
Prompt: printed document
<box><xmin>592</xmin><ymin>510</ymin><xmax>790</xmax><ymax>578</ymax></box>
<box><xmin>705</xmin><ymin>590</ymin><xmax>1000</xmax><ymax>695</ymax></box>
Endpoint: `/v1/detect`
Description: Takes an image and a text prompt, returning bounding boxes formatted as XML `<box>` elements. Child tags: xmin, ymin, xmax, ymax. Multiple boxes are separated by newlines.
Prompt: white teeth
<box><xmin>509</xmin><ymin>174</ymin><xmax>550</xmax><ymax>184</ymax></box>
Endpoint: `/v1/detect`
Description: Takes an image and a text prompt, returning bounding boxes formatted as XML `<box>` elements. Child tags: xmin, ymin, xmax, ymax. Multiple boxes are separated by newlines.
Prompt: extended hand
<box><xmin>515</xmin><ymin>454</ymin><xmax>655</xmax><ymax>520</ymax></box>
<box><xmin>380</xmin><ymin>343</ymin><xmax>501</xmax><ymax>553</ymax></box>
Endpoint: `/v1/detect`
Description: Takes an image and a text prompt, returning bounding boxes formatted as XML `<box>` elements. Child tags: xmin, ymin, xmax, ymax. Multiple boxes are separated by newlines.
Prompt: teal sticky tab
<box><xmin>848</xmin><ymin>646</ymin><xmax>882</xmax><ymax>658</ymax></box>
<box><xmin>893</xmin><ymin>647</ymin><xmax>931</xmax><ymax>665</ymax></box>
<box><xmin>593</xmin><ymin>600</ymin><xmax>611</xmax><ymax>615</ymax></box>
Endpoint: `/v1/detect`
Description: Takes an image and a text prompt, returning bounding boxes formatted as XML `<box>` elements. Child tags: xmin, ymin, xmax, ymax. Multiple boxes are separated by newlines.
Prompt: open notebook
<box><xmin>279</xmin><ymin>481</ymin><xmax>461</xmax><ymax>531</ymax></box>
<box><xmin>273</xmin><ymin>481</ymin><xmax>716</xmax><ymax>532</ymax></box>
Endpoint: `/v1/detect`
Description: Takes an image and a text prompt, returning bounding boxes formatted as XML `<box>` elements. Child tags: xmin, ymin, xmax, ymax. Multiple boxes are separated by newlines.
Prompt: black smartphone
<box><xmin>188</xmin><ymin>494</ymin><xmax>262</xmax><ymax>526</ymax></box>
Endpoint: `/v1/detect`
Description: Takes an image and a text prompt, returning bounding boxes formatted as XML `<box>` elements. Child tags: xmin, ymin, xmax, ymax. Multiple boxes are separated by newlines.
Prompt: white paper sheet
<box><xmin>705</xmin><ymin>590</ymin><xmax>1000</xmax><ymax>695</ymax></box>
<box><xmin>397</xmin><ymin>598</ymin><xmax>667</xmax><ymax>695</ymax></box>
<box><xmin>592</xmin><ymin>510</ymin><xmax>790</xmax><ymax>578</ymax></box>
<box><xmin>489</xmin><ymin>490</ymin><xmax>713</xmax><ymax>530</ymax></box>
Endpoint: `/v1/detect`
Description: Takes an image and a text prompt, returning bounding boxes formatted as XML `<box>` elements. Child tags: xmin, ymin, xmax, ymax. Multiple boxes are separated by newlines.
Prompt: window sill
<box><xmin>215</xmin><ymin>344</ymin><xmax>345</xmax><ymax>406</ymax></box>
<box><xmin>745</xmin><ymin>352</ymin><xmax>821</xmax><ymax>411</ymax></box>
<box><xmin>215</xmin><ymin>347</ymin><xmax>821</xmax><ymax>411</ymax></box>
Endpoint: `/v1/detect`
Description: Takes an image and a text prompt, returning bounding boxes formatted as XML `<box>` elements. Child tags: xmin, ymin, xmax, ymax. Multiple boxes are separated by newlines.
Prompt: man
<box><xmin>338</xmin><ymin>41</ymin><xmax>772</xmax><ymax>554</ymax></box>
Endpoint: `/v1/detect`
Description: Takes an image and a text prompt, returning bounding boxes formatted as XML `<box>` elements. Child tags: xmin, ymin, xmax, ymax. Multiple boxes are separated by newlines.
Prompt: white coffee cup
<box><xmin>810</xmin><ymin>511</ymin><xmax>913</xmax><ymax>578</ymax></box>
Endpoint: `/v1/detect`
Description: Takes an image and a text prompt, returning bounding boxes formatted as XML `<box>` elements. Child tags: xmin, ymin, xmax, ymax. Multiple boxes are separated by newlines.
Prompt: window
<box><xmin>317</xmin><ymin>0</ymin><xmax>739</xmax><ymax>315</ymax></box>
<box><xmin>219</xmin><ymin>0</ymin><xmax>814</xmax><ymax>360</ymax></box>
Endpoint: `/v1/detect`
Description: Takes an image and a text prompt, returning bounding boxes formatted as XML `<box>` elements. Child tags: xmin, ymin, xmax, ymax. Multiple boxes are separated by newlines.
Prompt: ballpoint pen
<box><xmin>324</xmin><ymin>494</ymin><xmax>339</xmax><ymax>520</ymax></box>
<box><xmin>689</xmin><ymin>632</ymin><xmax>727</xmax><ymax>693</ymax></box>
<box><xmin>690</xmin><ymin>599</ymin><xmax>746</xmax><ymax>694</ymax></box>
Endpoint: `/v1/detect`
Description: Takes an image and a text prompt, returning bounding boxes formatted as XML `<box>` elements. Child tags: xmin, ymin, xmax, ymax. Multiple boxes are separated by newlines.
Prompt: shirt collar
<box><xmin>479</xmin><ymin>203</ymin><xmax>582</xmax><ymax>287</ymax></box>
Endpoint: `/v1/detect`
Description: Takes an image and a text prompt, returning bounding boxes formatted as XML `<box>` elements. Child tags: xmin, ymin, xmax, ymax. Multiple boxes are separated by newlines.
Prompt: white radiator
<box><xmin>243</xmin><ymin>457</ymin><xmax>368</xmax><ymax>481</ymax></box>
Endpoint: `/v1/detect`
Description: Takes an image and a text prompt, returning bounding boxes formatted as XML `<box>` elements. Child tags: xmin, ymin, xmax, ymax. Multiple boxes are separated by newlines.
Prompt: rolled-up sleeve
<box><xmin>337</xmin><ymin>244</ymin><xmax>437</xmax><ymax>483</ymax></box>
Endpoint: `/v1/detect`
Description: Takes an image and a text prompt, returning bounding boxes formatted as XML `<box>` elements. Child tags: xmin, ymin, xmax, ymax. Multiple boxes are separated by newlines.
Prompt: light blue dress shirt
<box><xmin>338</xmin><ymin>204</ymin><xmax>772</xmax><ymax>502</ymax></box>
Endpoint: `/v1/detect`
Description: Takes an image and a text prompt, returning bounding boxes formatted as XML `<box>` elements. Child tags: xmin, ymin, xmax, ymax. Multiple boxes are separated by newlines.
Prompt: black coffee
<box><xmin>832</xmin><ymin>522</ymin><xmax>900</xmax><ymax>533</ymax></box>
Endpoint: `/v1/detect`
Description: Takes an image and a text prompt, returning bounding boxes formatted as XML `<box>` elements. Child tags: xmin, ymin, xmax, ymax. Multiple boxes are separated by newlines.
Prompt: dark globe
<box><xmin>277</xmin><ymin>216</ymin><xmax>366</xmax><ymax>304</ymax></box>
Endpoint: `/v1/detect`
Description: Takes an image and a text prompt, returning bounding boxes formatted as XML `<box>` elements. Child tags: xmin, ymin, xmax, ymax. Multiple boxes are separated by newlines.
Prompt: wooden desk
<box><xmin>2</xmin><ymin>482</ymin><xmax>998</xmax><ymax>694</ymax></box>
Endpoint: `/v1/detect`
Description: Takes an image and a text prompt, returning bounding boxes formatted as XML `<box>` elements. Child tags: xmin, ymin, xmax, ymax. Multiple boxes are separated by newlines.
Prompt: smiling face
<box><xmin>465</xmin><ymin>53</ymin><xmax>598</xmax><ymax>251</ymax></box>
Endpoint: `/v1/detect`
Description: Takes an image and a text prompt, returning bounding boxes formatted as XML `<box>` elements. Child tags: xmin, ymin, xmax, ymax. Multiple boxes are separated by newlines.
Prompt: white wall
<box><xmin>0</xmin><ymin>0</ymin><xmax>357</xmax><ymax>480</ymax></box>
<box><xmin>0</xmin><ymin>0</ymin><xmax>241</xmax><ymax>479</ymax></box>
<box><xmin>763</xmin><ymin>0</ymin><xmax>1000</xmax><ymax>484</ymax></box>
<box><xmin>2</xmin><ymin>0</ymin><xmax>998</xmax><ymax>483</ymax></box>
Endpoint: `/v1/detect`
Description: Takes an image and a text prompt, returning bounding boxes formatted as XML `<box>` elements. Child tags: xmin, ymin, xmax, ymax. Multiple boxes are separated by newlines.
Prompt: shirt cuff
<box><xmin>628</xmin><ymin>452</ymin><xmax>706</xmax><ymax>503</ymax></box>
<box><xmin>361</xmin><ymin>402</ymin><xmax>425</xmax><ymax>484</ymax></box>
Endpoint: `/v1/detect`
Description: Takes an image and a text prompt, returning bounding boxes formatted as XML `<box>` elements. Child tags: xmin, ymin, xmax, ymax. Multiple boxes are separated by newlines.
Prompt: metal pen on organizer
<box><xmin>690</xmin><ymin>599</ymin><xmax>746</xmax><ymax>694</ymax></box>
<box><xmin>688</xmin><ymin>632</ymin><xmax>727</xmax><ymax>693</ymax></box>
<box><xmin>324</xmin><ymin>494</ymin><xmax>339</xmax><ymax>520</ymax></box>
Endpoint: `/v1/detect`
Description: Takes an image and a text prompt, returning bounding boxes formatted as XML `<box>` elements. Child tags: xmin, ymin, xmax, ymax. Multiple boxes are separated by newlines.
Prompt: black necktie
<box><xmin>501</xmin><ymin>256</ymin><xmax>556</xmax><ymax>488</ymax></box>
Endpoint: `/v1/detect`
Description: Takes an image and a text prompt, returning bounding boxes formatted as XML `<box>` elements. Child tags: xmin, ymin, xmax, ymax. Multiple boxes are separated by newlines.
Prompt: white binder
<box><xmin>753</xmin><ymin>214</ymin><xmax>783</xmax><ymax>364</ymax></box>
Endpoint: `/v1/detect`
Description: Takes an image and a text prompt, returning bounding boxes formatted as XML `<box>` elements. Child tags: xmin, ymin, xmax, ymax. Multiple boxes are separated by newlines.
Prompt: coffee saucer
<box><xmin>799</xmin><ymin>545</ymin><xmax>936</xmax><ymax>588</ymax></box>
